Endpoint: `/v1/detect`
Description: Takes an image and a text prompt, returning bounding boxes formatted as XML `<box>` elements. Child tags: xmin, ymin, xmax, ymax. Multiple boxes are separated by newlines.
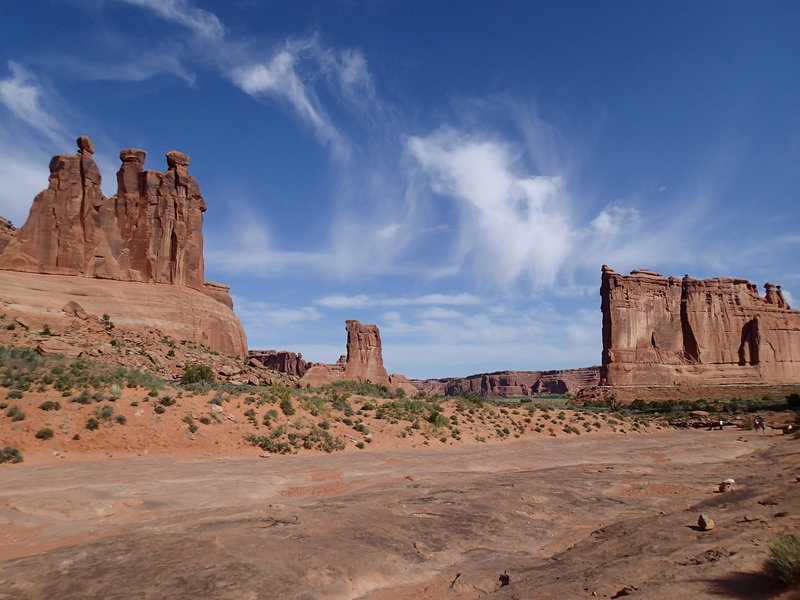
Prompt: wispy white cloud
<box><xmin>118</xmin><ymin>0</ymin><xmax>225</xmax><ymax>41</ymax></box>
<box><xmin>316</xmin><ymin>292</ymin><xmax>483</xmax><ymax>309</ymax></box>
<box><xmin>0</xmin><ymin>61</ymin><xmax>67</xmax><ymax>146</ymax></box>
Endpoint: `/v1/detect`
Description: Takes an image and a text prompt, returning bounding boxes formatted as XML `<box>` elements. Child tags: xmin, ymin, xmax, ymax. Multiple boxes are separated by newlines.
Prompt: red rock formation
<box><xmin>291</xmin><ymin>320</ymin><xmax>415</xmax><ymax>392</ymax></box>
<box><xmin>0</xmin><ymin>136</ymin><xmax>207</xmax><ymax>290</ymax></box>
<box><xmin>600</xmin><ymin>266</ymin><xmax>800</xmax><ymax>385</ymax></box>
<box><xmin>410</xmin><ymin>367</ymin><xmax>600</xmax><ymax>397</ymax></box>
<box><xmin>0</xmin><ymin>136</ymin><xmax>248</xmax><ymax>356</ymax></box>
<box><xmin>343</xmin><ymin>319</ymin><xmax>390</xmax><ymax>384</ymax></box>
<box><xmin>0</xmin><ymin>217</ymin><xmax>15</xmax><ymax>254</ymax></box>
<box><xmin>248</xmin><ymin>350</ymin><xmax>310</xmax><ymax>377</ymax></box>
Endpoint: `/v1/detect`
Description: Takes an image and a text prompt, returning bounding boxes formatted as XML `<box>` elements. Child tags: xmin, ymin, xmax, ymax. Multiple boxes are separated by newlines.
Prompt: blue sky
<box><xmin>1</xmin><ymin>1</ymin><xmax>798</xmax><ymax>379</ymax></box>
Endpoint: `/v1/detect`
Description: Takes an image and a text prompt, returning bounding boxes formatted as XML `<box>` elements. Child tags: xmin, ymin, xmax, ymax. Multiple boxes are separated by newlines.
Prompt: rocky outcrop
<box><xmin>0</xmin><ymin>137</ymin><xmax>207</xmax><ymax>290</ymax></box>
<box><xmin>280</xmin><ymin>320</ymin><xmax>415</xmax><ymax>393</ymax></box>
<box><xmin>248</xmin><ymin>350</ymin><xmax>310</xmax><ymax>377</ymax></box>
<box><xmin>410</xmin><ymin>367</ymin><xmax>600</xmax><ymax>397</ymax></box>
<box><xmin>0</xmin><ymin>271</ymin><xmax>247</xmax><ymax>356</ymax></box>
<box><xmin>600</xmin><ymin>265</ymin><xmax>800</xmax><ymax>386</ymax></box>
<box><xmin>0</xmin><ymin>217</ymin><xmax>15</xmax><ymax>254</ymax></box>
<box><xmin>0</xmin><ymin>136</ymin><xmax>247</xmax><ymax>356</ymax></box>
<box><xmin>342</xmin><ymin>319</ymin><xmax>389</xmax><ymax>384</ymax></box>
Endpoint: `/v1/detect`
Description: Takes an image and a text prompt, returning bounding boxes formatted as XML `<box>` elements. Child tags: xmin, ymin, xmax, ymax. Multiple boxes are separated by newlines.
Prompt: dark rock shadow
<box><xmin>706</xmin><ymin>571</ymin><xmax>783</xmax><ymax>598</ymax></box>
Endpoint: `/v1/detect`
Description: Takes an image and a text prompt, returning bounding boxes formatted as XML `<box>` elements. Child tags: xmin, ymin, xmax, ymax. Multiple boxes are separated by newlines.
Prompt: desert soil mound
<box><xmin>1</xmin><ymin>429</ymin><xmax>797</xmax><ymax>600</ymax></box>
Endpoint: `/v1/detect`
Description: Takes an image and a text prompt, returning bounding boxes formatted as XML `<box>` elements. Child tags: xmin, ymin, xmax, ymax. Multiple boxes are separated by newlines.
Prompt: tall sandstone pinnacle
<box><xmin>0</xmin><ymin>136</ymin><xmax>205</xmax><ymax>288</ymax></box>
<box><xmin>0</xmin><ymin>136</ymin><xmax>247</xmax><ymax>356</ymax></box>
<box><xmin>600</xmin><ymin>265</ymin><xmax>800</xmax><ymax>386</ymax></box>
<box><xmin>342</xmin><ymin>319</ymin><xmax>390</xmax><ymax>384</ymax></box>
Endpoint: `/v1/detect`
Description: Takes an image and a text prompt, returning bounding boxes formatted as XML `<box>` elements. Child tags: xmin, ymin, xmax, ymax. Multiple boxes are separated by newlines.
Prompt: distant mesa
<box><xmin>409</xmin><ymin>367</ymin><xmax>600</xmax><ymax>398</ymax></box>
<box><xmin>0</xmin><ymin>136</ymin><xmax>247</xmax><ymax>356</ymax></box>
<box><xmin>600</xmin><ymin>266</ymin><xmax>800</xmax><ymax>386</ymax></box>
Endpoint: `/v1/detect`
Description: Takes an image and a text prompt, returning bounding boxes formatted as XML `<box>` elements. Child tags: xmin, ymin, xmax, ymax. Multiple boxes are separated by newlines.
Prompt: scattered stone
<box><xmin>698</xmin><ymin>514</ymin><xmax>715</xmax><ymax>531</ymax></box>
<box><xmin>61</xmin><ymin>301</ymin><xmax>89</xmax><ymax>320</ymax></box>
<box><xmin>36</xmin><ymin>338</ymin><xmax>82</xmax><ymax>358</ymax></box>
<box><xmin>611</xmin><ymin>586</ymin><xmax>639</xmax><ymax>598</ymax></box>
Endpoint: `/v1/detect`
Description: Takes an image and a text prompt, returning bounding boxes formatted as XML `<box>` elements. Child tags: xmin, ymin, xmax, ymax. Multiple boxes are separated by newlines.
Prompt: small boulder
<box><xmin>62</xmin><ymin>301</ymin><xmax>89</xmax><ymax>320</ymax></box>
<box><xmin>37</xmin><ymin>338</ymin><xmax>83</xmax><ymax>358</ymax></box>
<box><xmin>698</xmin><ymin>514</ymin><xmax>715</xmax><ymax>531</ymax></box>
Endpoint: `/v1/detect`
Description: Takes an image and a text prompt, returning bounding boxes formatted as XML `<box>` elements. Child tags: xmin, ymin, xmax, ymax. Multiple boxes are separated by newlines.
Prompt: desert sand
<box><xmin>1</xmin><ymin>428</ymin><xmax>797</xmax><ymax>600</ymax></box>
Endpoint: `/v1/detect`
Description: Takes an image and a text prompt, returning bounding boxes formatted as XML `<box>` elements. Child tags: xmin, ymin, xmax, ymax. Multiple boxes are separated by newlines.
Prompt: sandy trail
<box><xmin>0</xmin><ymin>429</ymin><xmax>794</xmax><ymax>600</ymax></box>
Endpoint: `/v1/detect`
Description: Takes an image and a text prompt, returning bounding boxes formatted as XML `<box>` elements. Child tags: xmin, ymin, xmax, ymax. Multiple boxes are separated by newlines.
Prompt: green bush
<box><xmin>159</xmin><ymin>396</ymin><xmax>176</xmax><ymax>407</ymax></box>
<box><xmin>154</xmin><ymin>405</ymin><xmax>166</xmax><ymax>414</ymax></box>
<box><xmin>115</xmin><ymin>415</ymin><xmax>127</xmax><ymax>425</ymax></box>
<box><xmin>280</xmin><ymin>397</ymin><xmax>295</xmax><ymax>416</ymax></box>
<box><xmin>6</xmin><ymin>390</ymin><xmax>23</xmax><ymax>400</ymax></box>
<box><xmin>6</xmin><ymin>405</ymin><xmax>25</xmax><ymax>421</ymax></box>
<box><xmin>85</xmin><ymin>417</ymin><xmax>99</xmax><ymax>430</ymax></box>
<box><xmin>180</xmin><ymin>364</ymin><xmax>215</xmax><ymax>385</ymax></box>
<box><xmin>0</xmin><ymin>446</ymin><xmax>23</xmax><ymax>463</ymax></box>
<box><xmin>764</xmin><ymin>533</ymin><xmax>800</xmax><ymax>585</ymax></box>
<box><xmin>96</xmin><ymin>405</ymin><xmax>114</xmax><ymax>420</ymax></box>
<box><xmin>39</xmin><ymin>400</ymin><xmax>61</xmax><ymax>411</ymax></box>
<box><xmin>35</xmin><ymin>428</ymin><xmax>54</xmax><ymax>440</ymax></box>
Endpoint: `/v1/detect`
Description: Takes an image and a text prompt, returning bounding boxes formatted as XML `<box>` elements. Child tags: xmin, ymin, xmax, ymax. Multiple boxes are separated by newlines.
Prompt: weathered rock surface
<box><xmin>0</xmin><ymin>217</ymin><xmax>15</xmax><ymax>254</ymax></box>
<box><xmin>0</xmin><ymin>271</ymin><xmax>247</xmax><ymax>356</ymax></box>
<box><xmin>0</xmin><ymin>137</ymin><xmax>206</xmax><ymax>290</ymax></box>
<box><xmin>410</xmin><ymin>367</ymin><xmax>600</xmax><ymax>397</ymax></box>
<box><xmin>248</xmin><ymin>350</ymin><xmax>310</xmax><ymax>377</ymax></box>
<box><xmin>342</xmin><ymin>319</ymin><xmax>390</xmax><ymax>384</ymax></box>
<box><xmin>0</xmin><ymin>136</ymin><xmax>247</xmax><ymax>356</ymax></box>
<box><xmin>276</xmin><ymin>320</ymin><xmax>415</xmax><ymax>393</ymax></box>
<box><xmin>600</xmin><ymin>265</ymin><xmax>800</xmax><ymax>386</ymax></box>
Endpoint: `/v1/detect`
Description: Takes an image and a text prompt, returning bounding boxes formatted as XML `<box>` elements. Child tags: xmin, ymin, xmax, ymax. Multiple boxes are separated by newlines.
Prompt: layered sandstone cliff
<box><xmin>600</xmin><ymin>265</ymin><xmax>800</xmax><ymax>385</ymax></box>
<box><xmin>0</xmin><ymin>137</ymin><xmax>247</xmax><ymax>356</ymax></box>
<box><xmin>0</xmin><ymin>217</ymin><xmax>15</xmax><ymax>254</ymax></box>
<box><xmin>410</xmin><ymin>367</ymin><xmax>600</xmax><ymax>397</ymax></box>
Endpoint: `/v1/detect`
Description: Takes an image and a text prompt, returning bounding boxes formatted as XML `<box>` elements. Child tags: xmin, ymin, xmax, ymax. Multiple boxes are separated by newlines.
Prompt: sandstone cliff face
<box><xmin>248</xmin><ymin>350</ymin><xmax>310</xmax><ymax>377</ymax></box>
<box><xmin>0</xmin><ymin>137</ymin><xmax>207</xmax><ymax>289</ymax></box>
<box><xmin>0</xmin><ymin>136</ymin><xmax>247</xmax><ymax>356</ymax></box>
<box><xmin>600</xmin><ymin>265</ymin><xmax>800</xmax><ymax>385</ymax></box>
<box><xmin>0</xmin><ymin>217</ymin><xmax>15</xmax><ymax>254</ymax></box>
<box><xmin>410</xmin><ymin>367</ymin><xmax>600</xmax><ymax>397</ymax></box>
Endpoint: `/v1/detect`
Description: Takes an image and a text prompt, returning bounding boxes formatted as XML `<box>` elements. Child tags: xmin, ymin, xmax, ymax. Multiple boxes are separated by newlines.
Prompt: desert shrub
<box><xmin>301</xmin><ymin>395</ymin><xmax>327</xmax><ymax>416</ymax></box>
<box><xmin>0</xmin><ymin>446</ymin><xmax>23</xmax><ymax>463</ymax></box>
<box><xmin>96</xmin><ymin>405</ymin><xmax>114</xmax><ymax>420</ymax></box>
<box><xmin>180</xmin><ymin>364</ymin><xmax>215</xmax><ymax>385</ymax></box>
<box><xmin>115</xmin><ymin>415</ymin><xmax>127</xmax><ymax>425</ymax></box>
<box><xmin>39</xmin><ymin>400</ymin><xmax>61</xmax><ymax>411</ymax></box>
<box><xmin>199</xmin><ymin>416</ymin><xmax>211</xmax><ymax>425</ymax></box>
<box><xmin>6</xmin><ymin>405</ymin><xmax>25</xmax><ymax>421</ymax></box>
<box><xmin>428</xmin><ymin>410</ymin><xmax>449</xmax><ymax>428</ymax></box>
<box><xmin>764</xmin><ymin>533</ymin><xmax>800</xmax><ymax>585</ymax></box>
<box><xmin>100</xmin><ymin>313</ymin><xmax>114</xmax><ymax>331</ymax></box>
<box><xmin>262</xmin><ymin>409</ymin><xmax>279</xmax><ymax>427</ymax></box>
<box><xmin>182</xmin><ymin>414</ymin><xmax>198</xmax><ymax>433</ymax></box>
<box><xmin>35</xmin><ymin>428</ymin><xmax>54</xmax><ymax>440</ymax></box>
<box><xmin>246</xmin><ymin>428</ymin><xmax>293</xmax><ymax>455</ymax></box>
<box><xmin>159</xmin><ymin>396</ymin><xmax>176</xmax><ymax>407</ymax></box>
<box><xmin>154</xmin><ymin>405</ymin><xmax>166</xmax><ymax>414</ymax></box>
<box><xmin>6</xmin><ymin>390</ymin><xmax>23</xmax><ymax>400</ymax></box>
<box><xmin>319</xmin><ymin>380</ymin><xmax>403</xmax><ymax>399</ymax></box>
<box><xmin>85</xmin><ymin>417</ymin><xmax>99</xmax><ymax>430</ymax></box>
<box><xmin>279</xmin><ymin>397</ymin><xmax>295</xmax><ymax>416</ymax></box>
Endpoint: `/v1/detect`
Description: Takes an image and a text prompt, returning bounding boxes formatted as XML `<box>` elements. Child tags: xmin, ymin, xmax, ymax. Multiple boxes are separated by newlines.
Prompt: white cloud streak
<box><xmin>0</xmin><ymin>61</ymin><xmax>67</xmax><ymax>146</ymax></box>
<box><xmin>316</xmin><ymin>293</ymin><xmax>483</xmax><ymax>309</ymax></box>
<box><xmin>118</xmin><ymin>0</ymin><xmax>225</xmax><ymax>41</ymax></box>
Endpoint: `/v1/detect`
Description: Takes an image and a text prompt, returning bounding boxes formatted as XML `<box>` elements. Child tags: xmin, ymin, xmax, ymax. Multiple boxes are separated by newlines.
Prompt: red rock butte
<box><xmin>0</xmin><ymin>136</ymin><xmax>247</xmax><ymax>356</ymax></box>
<box><xmin>600</xmin><ymin>265</ymin><xmax>800</xmax><ymax>386</ymax></box>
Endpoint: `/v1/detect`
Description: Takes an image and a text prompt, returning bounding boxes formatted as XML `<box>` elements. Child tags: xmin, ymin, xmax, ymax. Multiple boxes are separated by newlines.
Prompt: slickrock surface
<box><xmin>601</xmin><ymin>266</ymin><xmax>800</xmax><ymax>386</ymax></box>
<box><xmin>411</xmin><ymin>367</ymin><xmax>600</xmax><ymax>397</ymax></box>
<box><xmin>1</xmin><ymin>430</ymin><xmax>797</xmax><ymax>600</ymax></box>
<box><xmin>0</xmin><ymin>271</ymin><xmax>247</xmax><ymax>357</ymax></box>
<box><xmin>0</xmin><ymin>137</ymin><xmax>247</xmax><ymax>356</ymax></box>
